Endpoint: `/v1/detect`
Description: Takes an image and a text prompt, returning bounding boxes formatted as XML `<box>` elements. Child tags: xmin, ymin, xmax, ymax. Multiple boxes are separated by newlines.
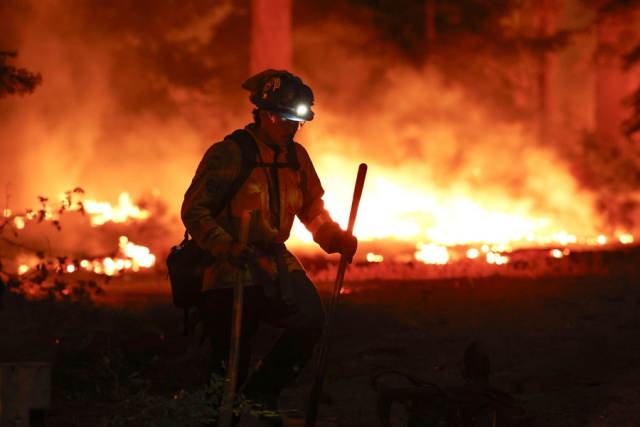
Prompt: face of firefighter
<box><xmin>257</xmin><ymin>110</ymin><xmax>304</xmax><ymax>148</ymax></box>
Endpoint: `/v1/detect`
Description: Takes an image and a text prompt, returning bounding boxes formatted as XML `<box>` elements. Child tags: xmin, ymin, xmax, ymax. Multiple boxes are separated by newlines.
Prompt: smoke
<box><xmin>0</xmin><ymin>0</ymin><xmax>243</xmax><ymax>216</ymax></box>
<box><xmin>0</xmin><ymin>0</ymin><xmax>635</xmax><ymax>256</ymax></box>
<box><xmin>293</xmin><ymin>17</ymin><xmax>605</xmax><ymax>237</ymax></box>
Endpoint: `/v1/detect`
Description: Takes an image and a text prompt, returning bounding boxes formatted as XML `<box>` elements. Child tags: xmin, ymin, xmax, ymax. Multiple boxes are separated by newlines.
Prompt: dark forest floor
<box><xmin>2</xmin><ymin>268</ymin><xmax>640</xmax><ymax>426</ymax></box>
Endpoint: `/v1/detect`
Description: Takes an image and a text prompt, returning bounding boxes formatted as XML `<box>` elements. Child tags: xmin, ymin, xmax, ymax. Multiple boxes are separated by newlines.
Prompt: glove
<box><xmin>210</xmin><ymin>242</ymin><xmax>255</xmax><ymax>267</ymax></box>
<box><xmin>329</xmin><ymin>230</ymin><xmax>358</xmax><ymax>263</ymax></box>
<box><xmin>226</xmin><ymin>242</ymin><xmax>255</xmax><ymax>267</ymax></box>
<box><xmin>222</xmin><ymin>243</ymin><xmax>278</xmax><ymax>278</ymax></box>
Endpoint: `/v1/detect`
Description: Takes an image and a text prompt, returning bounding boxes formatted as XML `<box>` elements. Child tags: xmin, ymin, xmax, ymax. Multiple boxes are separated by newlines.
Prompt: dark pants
<box><xmin>202</xmin><ymin>270</ymin><xmax>325</xmax><ymax>396</ymax></box>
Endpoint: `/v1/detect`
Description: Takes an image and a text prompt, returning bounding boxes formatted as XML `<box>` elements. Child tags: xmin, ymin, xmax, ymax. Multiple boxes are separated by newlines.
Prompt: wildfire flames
<box><xmin>4</xmin><ymin>192</ymin><xmax>156</xmax><ymax>278</ymax></box>
<box><xmin>2</xmin><ymin>179</ymin><xmax>636</xmax><ymax>284</ymax></box>
<box><xmin>289</xmin><ymin>168</ymin><xmax>635</xmax><ymax>266</ymax></box>
<box><xmin>83</xmin><ymin>192</ymin><xmax>151</xmax><ymax>226</ymax></box>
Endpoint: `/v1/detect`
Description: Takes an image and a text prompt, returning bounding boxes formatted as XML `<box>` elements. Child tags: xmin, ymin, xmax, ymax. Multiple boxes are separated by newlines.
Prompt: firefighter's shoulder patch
<box><xmin>205</xmin><ymin>177</ymin><xmax>220</xmax><ymax>194</ymax></box>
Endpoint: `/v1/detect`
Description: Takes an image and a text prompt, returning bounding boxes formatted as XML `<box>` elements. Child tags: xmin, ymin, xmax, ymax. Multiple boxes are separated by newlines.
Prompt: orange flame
<box><xmin>287</xmin><ymin>163</ymin><xmax>636</xmax><ymax>266</ymax></box>
<box><xmin>83</xmin><ymin>192</ymin><xmax>150</xmax><ymax>226</ymax></box>
<box><xmin>12</xmin><ymin>193</ymin><xmax>156</xmax><ymax>277</ymax></box>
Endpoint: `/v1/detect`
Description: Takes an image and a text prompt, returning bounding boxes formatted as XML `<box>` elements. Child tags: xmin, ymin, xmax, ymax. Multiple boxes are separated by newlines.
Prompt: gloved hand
<box><xmin>226</xmin><ymin>242</ymin><xmax>255</xmax><ymax>267</ymax></box>
<box><xmin>209</xmin><ymin>241</ymin><xmax>254</xmax><ymax>267</ymax></box>
<box><xmin>329</xmin><ymin>230</ymin><xmax>358</xmax><ymax>263</ymax></box>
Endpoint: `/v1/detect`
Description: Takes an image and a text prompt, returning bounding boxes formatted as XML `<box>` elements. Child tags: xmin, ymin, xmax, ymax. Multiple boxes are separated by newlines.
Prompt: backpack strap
<box><xmin>226</xmin><ymin>129</ymin><xmax>260</xmax><ymax>202</ymax></box>
<box><xmin>285</xmin><ymin>141</ymin><xmax>300</xmax><ymax>171</ymax></box>
<box><xmin>181</xmin><ymin>130</ymin><xmax>258</xmax><ymax>241</ymax></box>
<box><xmin>224</xmin><ymin>129</ymin><xmax>300</xmax><ymax>214</ymax></box>
<box><xmin>185</xmin><ymin>129</ymin><xmax>300</xmax><ymax>238</ymax></box>
<box><xmin>254</xmin><ymin>145</ymin><xmax>300</xmax><ymax>170</ymax></box>
<box><xmin>229</xmin><ymin>128</ymin><xmax>300</xmax><ymax>171</ymax></box>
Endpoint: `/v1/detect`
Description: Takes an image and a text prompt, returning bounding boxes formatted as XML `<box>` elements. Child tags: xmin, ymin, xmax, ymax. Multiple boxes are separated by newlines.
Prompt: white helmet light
<box><xmin>296</xmin><ymin>105</ymin><xmax>308</xmax><ymax>116</ymax></box>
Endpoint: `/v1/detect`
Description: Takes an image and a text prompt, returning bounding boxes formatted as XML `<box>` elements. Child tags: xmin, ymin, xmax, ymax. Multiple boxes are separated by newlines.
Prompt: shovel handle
<box><xmin>219</xmin><ymin>210</ymin><xmax>252</xmax><ymax>427</ymax></box>
<box><xmin>306</xmin><ymin>163</ymin><xmax>367</xmax><ymax>427</ymax></box>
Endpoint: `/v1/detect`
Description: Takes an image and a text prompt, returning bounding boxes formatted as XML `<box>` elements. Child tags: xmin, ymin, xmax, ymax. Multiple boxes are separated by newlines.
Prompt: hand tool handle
<box><xmin>305</xmin><ymin>163</ymin><xmax>367</xmax><ymax>427</ymax></box>
<box><xmin>219</xmin><ymin>210</ymin><xmax>252</xmax><ymax>427</ymax></box>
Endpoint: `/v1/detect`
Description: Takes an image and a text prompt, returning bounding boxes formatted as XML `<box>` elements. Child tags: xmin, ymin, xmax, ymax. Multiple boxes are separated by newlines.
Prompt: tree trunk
<box><xmin>251</xmin><ymin>0</ymin><xmax>292</xmax><ymax>74</ymax></box>
<box><xmin>425</xmin><ymin>0</ymin><xmax>436</xmax><ymax>58</ymax></box>
<box><xmin>535</xmin><ymin>0</ymin><xmax>558</xmax><ymax>144</ymax></box>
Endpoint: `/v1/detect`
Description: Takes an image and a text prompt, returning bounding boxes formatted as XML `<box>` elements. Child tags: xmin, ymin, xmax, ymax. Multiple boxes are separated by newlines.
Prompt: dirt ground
<box><xmin>2</xmin><ymin>261</ymin><xmax>640</xmax><ymax>426</ymax></box>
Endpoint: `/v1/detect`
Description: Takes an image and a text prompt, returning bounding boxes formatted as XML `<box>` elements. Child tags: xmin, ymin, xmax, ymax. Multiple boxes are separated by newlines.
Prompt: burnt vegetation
<box><xmin>0</xmin><ymin>188</ymin><xmax>107</xmax><ymax>303</ymax></box>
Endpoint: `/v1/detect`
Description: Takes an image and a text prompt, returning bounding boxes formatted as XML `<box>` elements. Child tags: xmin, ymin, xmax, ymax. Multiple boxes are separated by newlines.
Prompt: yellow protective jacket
<box><xmin>181</xmin><ymin>125</ymin><xmax>342</xmax><ymax>291</ymax></box>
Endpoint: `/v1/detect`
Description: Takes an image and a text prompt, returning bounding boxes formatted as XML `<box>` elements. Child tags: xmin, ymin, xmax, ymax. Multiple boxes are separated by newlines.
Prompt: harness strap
<box><xmin>220</xmin><ymin>130</ymin><xmax>299</xmax><ymax>303</ymax></box>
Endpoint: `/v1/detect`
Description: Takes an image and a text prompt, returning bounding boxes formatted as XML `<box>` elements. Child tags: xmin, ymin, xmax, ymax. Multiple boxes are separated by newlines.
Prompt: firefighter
<box><xmin>181</xmin><ymin>69</ymin><xmax>358</xmax><ymax>426</ymax></box>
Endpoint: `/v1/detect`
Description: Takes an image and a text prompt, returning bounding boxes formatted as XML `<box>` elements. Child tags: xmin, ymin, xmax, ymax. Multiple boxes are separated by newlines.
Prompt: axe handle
<box><xmin>306</xmin><ymin>163</ymin><xmax>367</xmax><ymax>427</ymax></box>
<box><xmin>219</xmin><ymin>210</ymin><xmax>252</xmax><ymax>427</ymax></box>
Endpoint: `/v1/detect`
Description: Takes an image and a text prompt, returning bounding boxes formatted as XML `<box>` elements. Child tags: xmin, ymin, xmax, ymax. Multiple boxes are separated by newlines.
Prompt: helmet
<box><xmin>242</xmin><ymin>69</ymin><xmax>315</xmax><ymax>121</ymax></box>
